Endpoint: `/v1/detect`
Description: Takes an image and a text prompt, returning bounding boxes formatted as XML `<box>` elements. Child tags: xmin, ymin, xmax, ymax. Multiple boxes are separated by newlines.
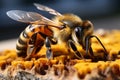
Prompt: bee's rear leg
<box><xmin>45</xmin><ymin>37</ymin><xmax>53</xmax><ymax>60</ymax></box>
<box><xmin>68</xmin><ymin>40</ymin><xmax>84</xmax><ymax>59</ymax></box>
<box><xmin>25</xmin><ymin>33</ymin><xmax>44</xmax><ymax>60</ymax></box>
<box><xmin>25</xmin><ymin>45</ymin><xmax>35</xmax><ymax>60</ymax></box>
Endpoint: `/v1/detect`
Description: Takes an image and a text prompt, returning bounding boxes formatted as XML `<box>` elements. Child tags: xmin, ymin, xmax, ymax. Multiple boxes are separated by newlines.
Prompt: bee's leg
<box><xmin>26</xmin><ymin>45</ymin><xmax>35</xmax><ymax>60</ymax></box>
<box><xmin>26</xmin><ymin>33</ymin><xmax>44</xmax><ymax>60</ymax></box>
<box><xmin>45</xmin><ymin>37</ymin><xmax>53</xmax><ymax>60</ymax></box>
<box><xmin>25</xmin><ymin>33</ymin><xmax>37</xmax><ymax>60</ymax></box>
<box><xmin>85</xmin><ymin>35</ymin><xmax>108</xmax><ymax>60</ymax></box>
<box><xmin>68</xmin><ymin>40</ymin><xmax>84</xmax><ymax>59</ymax></box>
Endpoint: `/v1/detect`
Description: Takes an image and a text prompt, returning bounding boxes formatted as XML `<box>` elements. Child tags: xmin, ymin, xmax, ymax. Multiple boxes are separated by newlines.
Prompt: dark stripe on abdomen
<box><xmin>17</xmin><ymin>50</ymin><xmax>27</xmax><ymax>58</ymax></box>
<box><xmin>18</xmin><ymin>37</ymin><xmax>26</xmax><ymax>45</ymax></box>
<box><xmin>16</xmin><ymin>30</ymin><xmax>28</xmax><ymax>57</ymax></box>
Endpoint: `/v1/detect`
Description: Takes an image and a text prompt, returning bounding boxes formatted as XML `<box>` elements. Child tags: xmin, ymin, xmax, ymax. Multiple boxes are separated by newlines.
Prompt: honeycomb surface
<box><xmin>0</xmin><ymin>30</ymin><xmax>120</xmax><ymax>80</ymax></box>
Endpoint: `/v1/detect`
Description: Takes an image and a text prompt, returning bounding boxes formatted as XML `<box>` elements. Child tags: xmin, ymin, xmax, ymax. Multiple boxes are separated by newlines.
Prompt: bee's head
<box><xmin>72</xmin><ymin>20</ymin><xmax>93</xmax><ymax>45</ymax></box>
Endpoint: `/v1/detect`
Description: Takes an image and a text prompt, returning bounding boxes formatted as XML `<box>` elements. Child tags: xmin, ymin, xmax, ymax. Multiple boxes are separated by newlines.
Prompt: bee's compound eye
<box><xmin>74</xmin><ymin>27</ymin><xmax>83</xmax><ymax>39</ymax></box>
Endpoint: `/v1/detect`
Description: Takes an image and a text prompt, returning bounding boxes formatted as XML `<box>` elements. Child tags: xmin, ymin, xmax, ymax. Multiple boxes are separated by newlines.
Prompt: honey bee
<box><xmin>6</xmin><ymin>3</ymin><xmax>108</xmax><ymax>60</ymax></box>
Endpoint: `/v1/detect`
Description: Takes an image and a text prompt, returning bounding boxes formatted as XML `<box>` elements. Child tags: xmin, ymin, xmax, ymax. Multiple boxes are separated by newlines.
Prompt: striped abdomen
<box><xmin>16</xmin><ymin>24</ymin><xmax>53</xmax><ymax>57</ymax></box>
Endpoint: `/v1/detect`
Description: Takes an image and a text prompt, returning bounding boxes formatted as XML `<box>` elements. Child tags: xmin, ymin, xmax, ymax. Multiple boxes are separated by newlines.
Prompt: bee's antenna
<box><xmin>85</xmin><ymin>35</ymin><xmax>108</xmax><ymax>60</ymax></box>
<box><xmin>85</xmin><ymin>36</ymin><xmax>94</xmax><ymax>58</ymax></box>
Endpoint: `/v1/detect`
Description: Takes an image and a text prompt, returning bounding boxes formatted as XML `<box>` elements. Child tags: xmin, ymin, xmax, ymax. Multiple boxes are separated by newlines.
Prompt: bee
<box><xmin>6</xmin><ymin>3</ymin><xmax>108</xmax><ymax>60</ymax></box>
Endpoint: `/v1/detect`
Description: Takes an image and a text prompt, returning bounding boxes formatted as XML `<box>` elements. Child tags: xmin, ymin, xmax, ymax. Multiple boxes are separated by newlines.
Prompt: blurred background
<box><xmin>0</xmin><ymin>0</ymin><xmax>120</xmax><ymax>41</ymax></box>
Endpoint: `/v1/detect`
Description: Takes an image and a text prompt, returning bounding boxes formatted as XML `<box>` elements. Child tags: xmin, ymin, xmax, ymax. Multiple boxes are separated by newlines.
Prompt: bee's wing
<box><xmin>34</xmin><ymin>3</ymin><xmax>62</xmax><ymax>16</ymax></box>
<box><xmin>6</xmin><ymin>10</ymin><xmax>55</xmax><ymax>24</ymax></box>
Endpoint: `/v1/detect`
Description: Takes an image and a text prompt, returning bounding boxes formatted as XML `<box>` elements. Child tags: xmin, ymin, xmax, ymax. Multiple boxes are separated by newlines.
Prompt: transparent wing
<box><xmin>6</xmin><ymin>10</ymin><xmax>63</xmax><ymax>29</ymax></box>
<box><xmin>34</xmin><ymin>3</ymin><xmax>62</xmax><ymax>16</ymax></box>
<box><xmin>6</xmin><ymin>10</ymin><xmax>55</xmax><ymax>24</ymax></box>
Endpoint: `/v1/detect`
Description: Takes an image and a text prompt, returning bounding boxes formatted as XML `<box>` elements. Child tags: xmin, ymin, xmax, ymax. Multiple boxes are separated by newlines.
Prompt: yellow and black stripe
<box><xmin>16</xmin><ymin>24</ymin><xmax>53</xmax><ymax>57</ymax></box>
<box><xmin>16</xmin><ymin>25</ymin><xmax>32</xmax><ymax>57</ymax></box>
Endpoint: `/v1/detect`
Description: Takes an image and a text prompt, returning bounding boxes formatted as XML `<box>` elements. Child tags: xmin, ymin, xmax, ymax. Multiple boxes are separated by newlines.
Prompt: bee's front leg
<box><xmin>68</xmin><ymin>40</ymin><xmax>84</xmax><ymax>59</ymax></box>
